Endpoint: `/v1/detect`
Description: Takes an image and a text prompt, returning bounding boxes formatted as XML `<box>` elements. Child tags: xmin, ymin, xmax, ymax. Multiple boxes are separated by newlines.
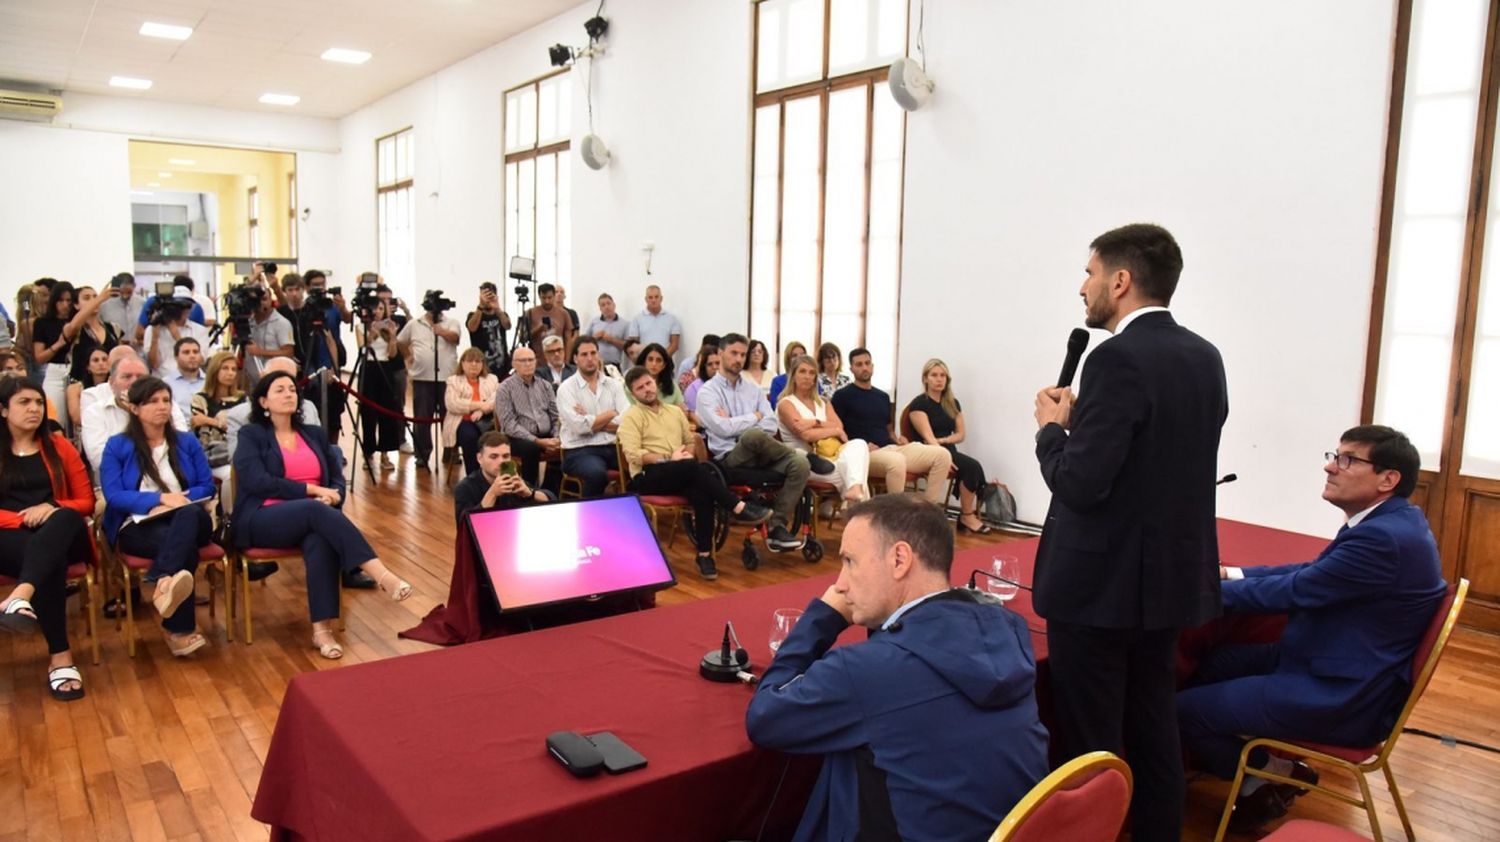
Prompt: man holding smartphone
<box><xmin>466</xmin><ymin>282</ymin><xmax>512</xmax><ymax>378</ymax></box>
<box><xmin>453</xmin><ymin>431</ymin><xmax>553</xmax><ymax>526</ymax></box>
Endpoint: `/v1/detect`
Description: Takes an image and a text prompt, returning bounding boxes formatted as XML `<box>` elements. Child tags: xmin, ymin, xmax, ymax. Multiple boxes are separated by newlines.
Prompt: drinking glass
<box><xmin>989</xmin><ymin>555</ymin><xmax>1020</xmax><ymax>601</ymax></box>
<box><xmin>769</xmin><ymin>608</ymin><xmax>804</xmax><ymax>653</ymax></box>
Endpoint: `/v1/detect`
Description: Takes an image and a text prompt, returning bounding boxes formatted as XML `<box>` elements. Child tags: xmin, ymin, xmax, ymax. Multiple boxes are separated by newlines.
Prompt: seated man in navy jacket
<box><xmin>746</xmin><ymin>495</ymin><xmax>1048</xmax><ymax>842</ymax></box>
<box><xmin>1178</xmin><ymin>425</ymin><xmax>1445</xmax><ymax>832</ymax></box>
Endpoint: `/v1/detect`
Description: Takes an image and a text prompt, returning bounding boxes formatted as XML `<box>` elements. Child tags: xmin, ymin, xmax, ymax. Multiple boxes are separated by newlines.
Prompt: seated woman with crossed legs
<box><xmin>777</xmin><ymin>354</ymin><xmax>870</xmax><ymax>504</ymax></box>
<box><xmin>233</xmin><ymin>370</ymin><xmax>413</xmax><ymax>659</ymax></box>
<box><xmin>100</xmin><ymin>376</ymin><xmax>216</xmax><ymax>657</ymax></box>
<box><xmin>907</xmin><ymin>358</ymin><xmax>993</xmax><ymax>534</ymax></box>
<box><xmin>0</xmin><ymin>377</ymin><xmax>94</xmax><ymax>700</ymax></box>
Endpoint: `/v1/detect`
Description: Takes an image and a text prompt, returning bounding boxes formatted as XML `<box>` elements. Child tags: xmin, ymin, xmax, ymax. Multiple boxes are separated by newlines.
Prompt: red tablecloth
<box><xmin>253</xmin><ymin>519</ymin><xmax>1328</xmax><ymax>841</ymax></box>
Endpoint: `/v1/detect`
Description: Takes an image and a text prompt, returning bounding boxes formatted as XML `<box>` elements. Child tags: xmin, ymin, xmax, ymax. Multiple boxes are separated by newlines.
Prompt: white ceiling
<box><xmin>0</xmin><ymin>0</ymin><xmax>584</xmax><ymax>119</ymax></box>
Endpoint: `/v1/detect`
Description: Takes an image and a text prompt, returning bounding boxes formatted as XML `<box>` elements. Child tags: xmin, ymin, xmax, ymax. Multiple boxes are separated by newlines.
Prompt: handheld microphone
<box><xmin>1216</xmin><ymin>473</ymin><xmax>1237</xmax><ymax>486</ymax></box>
<box><xmin>1056</xmin><ymin>328</ymin><xmax>1091</xmax><ymax>389</ymax></box>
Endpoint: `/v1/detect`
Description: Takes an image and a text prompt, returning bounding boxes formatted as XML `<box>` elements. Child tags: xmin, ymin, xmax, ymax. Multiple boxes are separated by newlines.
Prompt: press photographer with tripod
<box><xmin>354</xmin><ymin>291</ymin><xmax>404</xmax><ymax>471</ymax></box>
<box><xmin>239</xmin><ymin>286</ymin><xmax>293</xmax><ymax>387</ymax></box>
<box><xmin>396</xmin><ymin>290</ymin><xmax>460</xmax><ymax>470</ymax></box>
<box><xmin>276</xmin><ymin>274</ymin><xmax>344</xmax><ymax>442</ymax></box>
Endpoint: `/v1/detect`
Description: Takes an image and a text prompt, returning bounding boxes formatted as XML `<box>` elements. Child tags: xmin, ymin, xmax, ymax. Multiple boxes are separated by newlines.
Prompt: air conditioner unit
<box><xmin>0</xmin><ymin>90</ymin><xmax>62</xmax><ymax>122</ymax></box>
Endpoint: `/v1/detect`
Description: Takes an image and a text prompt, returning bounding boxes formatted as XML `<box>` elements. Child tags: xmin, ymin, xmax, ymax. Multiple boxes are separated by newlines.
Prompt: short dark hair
<box><xmin>848</xmin><ymin>347</ymin><xmax>872</xmax><ymax>364</ymax></box>
<box><xmin>248</xmin><ymin>370</ymin><xmax>305</xmax><ymax>428</ymax></box>
<box><xmin>173</xmin><ymin>337</ymin><xmax>201</xmax><ymax>356</ymax></box>
<box><xmin>571</xmin><ymin>335</ymin><xmax>599</xmax><ymax>358</ymax></box>
<box><xmin>538</xmin><ymin>283</ymin><xmax>556</xmax><ymax>296</ymax></box>
<box><xmin>721</xmin><ymin>332</ymin><xmax>748</xmax><ymax>350</ymax></box>
<box><xmin>1340</xmin><ymin>425</ymin><xmax>1420</xmax><ymax>498</ymax></box>
<box><xmin>112</xmin><ymin>272</ymin><xmax>134</xmax><ymax>287</ymax></box>
<box><xmin>477</xmin><ymin>431</ymin><xmax>511</xmax><ymax>451</ymax></box>
<box><xmin>624</xmin><ymin>365</ymin><xmax>654</xmax><ymax>388</ymax></box>
<box><xmin>376</xmin><ymin>284</ymin><xmax>393</xmax><ymax>295</ymax></box>
<box><xmin>280</xmin><ymin>273</ymin><xmax>305</xmax><ymax>291</ymax></box>
<box><xmin>700</xmin><ymin>333</ymin><xmax>721</xmax><ymax>349</ymax></box>
<box><xmin>172</xmin><ymin>275</ymin><xmax>195</xmax><ymax>292</ymax></box>
<box><xmin>1089</xmin><ymin>223</ymin><xmax>1183</xmax><ymax>305</ymax></box>
<box><xmin>480</xmin><ymin>281</ymin><xmax>497</xmax><ymax>293</ymax></box>
<box><xmin>843</xmin><ymin>495</ymin><xmax>954</xmax><ymax>576</ymax></box>
<box><xmin>304</xmin><ymin>269</ymin><xmax>327</xmax><ymax>284</ymax></box>
<box><xmin>597</xmin><ymin>292</ymin><xmax>613</xmax><ymax>302</ymax></box>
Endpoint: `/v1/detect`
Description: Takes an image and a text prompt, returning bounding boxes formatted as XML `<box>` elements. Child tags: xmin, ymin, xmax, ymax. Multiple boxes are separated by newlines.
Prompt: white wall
<box><xmin>0</xmin><ymin>93</ymin><xmax>340</xmax><ymax>313</ymax></box>
<box><xmin>896</xmin><ymin>1</ymin><xmax>1397</xmax><ymax>538</ymax></box>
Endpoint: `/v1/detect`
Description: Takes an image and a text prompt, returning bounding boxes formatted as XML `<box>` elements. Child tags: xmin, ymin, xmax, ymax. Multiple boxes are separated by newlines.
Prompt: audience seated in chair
<box><xmin>535</xmin><ymin>334</ymin><xmax>576</xmax><ymax>386</ymax></box>
<box><xmin>618</xmin><ymin>365</ymin><xmax>770</xmax><ymax>580</ymax></box>
<box><xmin>631</xmin><ymin>343</ymin><xmax>683</xmax><ymax>407</ymax></box>
<box><xmin>682</xmin><ymin>346</ymin><xmax>720</xmax><ymax>428</ymax></box>
<box><xmin>1178</xmin><ymin>425</ymin><xmax>1446</xmax><ymax>833</ymax></box>
<box><xmin>906</xmin><ymin>357</ymin><xmax>992</xmax><ymax>533</ymax></box>
<box><xmin>452</xmin><ymin>432</ymin><xmax>554</xmax><ymax>527</ymax></box>
<box><xmin>768</xmin><ymin>340</ymin><xmax>806</xmax><ymax>410</ymax></box>
<box><xmin>223</xmin><ymin>356</ymin><xmax>320</xmax><ymax>461</ymax></box>
<box><xmin>190</xmin><ymin>351</ymin><xmax>246</xmax><ymax>484</ymax></box>
<box><xmin>777</xmin><ymin>354</ymin><xmax>869</xmax><ymax>504</ymax></box>
<box><xmin>0</xmin><ymin>377</ymin><xmax>94</xmax><ymax>702</ymax></box>
<box><xmin>746</xmin><ymin>495</ymin><xmax>1049</xmax><ymax>841</ymax></box>
<box><xmin>444</xmin><ymin>347</ymin><xmax>499</xmax><ymax>476</ymax></box>
<box><xmin>556</xmin><ymin>336</ymin><xmax>628</xmax><ymax>497</ymax></box>
<box><xmin>815</xmin><ymin>341</ymin><xmax>852</xmax><ymax>399</ymax></box>
<box><xmin>494</xmin><ymin>346</ymin><xmax>563</xmax><ymax>496</ymax></box>
<box><xmin>65</xmin><ymin>348</ymin><xmax>112</xmax><ymax>440</ymax></box>
<box><xmin>163</xmin><ymin>337</ymin><xmax>206</xmax><ymax>416</ymax></box>
<box><xmin>80</xmin><ymin>353</ymin><xmax>190</xmax><ymax>470</ymax></box>
<box><xmin>99</xmin><ymin>376</ymin><xmax>216</xmax><ymax>658</ymax></box>
<box><xmin>831</xmin><ymin>348</ymin><xmax>953</xmax><ymax>505</ymax></box>
<box><xmin>696</xmin><ymin>333</ymin><xmax>808</xmax><ymax>553</ymax></box>
<box><xmin>232</xmin><ymin>370</ymin><xmax>415</xmax><ymax>660</ymax></box>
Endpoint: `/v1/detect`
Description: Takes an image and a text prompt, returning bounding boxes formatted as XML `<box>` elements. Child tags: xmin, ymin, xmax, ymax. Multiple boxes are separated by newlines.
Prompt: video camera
<box><xmin>352</xmin><ymin>273</ymin><xmax>382</xmax><ymax>322</ymax></box>
<box><xmin>422</xmin><ymin>289</ymin><xmax>456</xmax><ymax>315</ymax></box>
<box><xmin>304</xmin><ymin>286</ymin><xmax>333</xmax><ymax>328</ymax></box>
<box><xmin>146</xmin><ymin>280</ymin><xmax>195</xmax><ymax>326</ymax></box>
<box><xmin>222</xmin><ymin>283</ymin><xmax>267</xmax><ymax>347</ymax></box>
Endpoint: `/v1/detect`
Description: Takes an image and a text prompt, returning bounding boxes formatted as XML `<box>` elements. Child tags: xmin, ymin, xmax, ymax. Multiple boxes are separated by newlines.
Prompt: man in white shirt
<box><xmin>144</xmin><ymin>303</ymin><xmax>211</xmax><ymax>379</ymax></box>
<box><xmin>80</xmin><ymin>355</ymin><xmax>189</xmax><ymax>471</ymax></box>
<box><xmin>397</xmin><ymin>302</ymin><xmax>461</xmax><ymax>468</ymax></box>
<box><xmin>626</xmin><ymin>284</ymin><xmax>683</xmax><ymax>359</ymax></box>
<box><xmin>164</xmin><ymin>338</ymin><xmax>206</xmax><ymax>415</ymax></box>
<box><xmin>556</xmin><ymin>337</ymin><xmax>630</xmax><ymax>497</ymax></box>
<box><xmin>243</xmin><ymin>291</ymin><xmax>295</xmax><ymax>387</ymax></box>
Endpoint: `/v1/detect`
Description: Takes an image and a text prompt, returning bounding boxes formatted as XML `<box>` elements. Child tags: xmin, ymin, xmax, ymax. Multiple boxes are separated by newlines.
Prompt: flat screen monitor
<box><xmin>466</xmin><ymin>496</ymin><xmax>677</xmax><ymax>612</ymax></box>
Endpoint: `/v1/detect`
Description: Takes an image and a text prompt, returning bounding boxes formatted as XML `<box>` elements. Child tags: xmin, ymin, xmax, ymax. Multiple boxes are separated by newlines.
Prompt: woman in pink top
<box><xmin>231</xmin><ymin>371</ymin><xmax>415</xmax><ymax>659</ymax></box>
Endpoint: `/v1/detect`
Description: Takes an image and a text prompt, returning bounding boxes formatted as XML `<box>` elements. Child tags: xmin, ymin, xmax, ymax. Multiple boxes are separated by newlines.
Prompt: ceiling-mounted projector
<box><xmin>580</xmin><ymin>134</ymin><xmax>611</xmax><ymax>170</ymax></box>
<box><xmin>888</xmin><ymin>57</ymin><xmax>934</xmax><ymax>111</ymax></box>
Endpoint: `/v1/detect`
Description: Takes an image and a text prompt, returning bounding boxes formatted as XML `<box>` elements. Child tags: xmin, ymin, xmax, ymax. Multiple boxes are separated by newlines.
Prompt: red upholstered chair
<box><xmin>1261</xmin><ymin>820</ymin><xmax>1373</xmax><ymax>841</ymax></box>
<box><xmin>558</xmin><ymin>445</ymin><xmax>622</xmax><ymax>500</ymax></box>
<box><xmin>0</xmin><ymin>558</ymin><xmax>100</xmax><ymax>667</ymax></box>
<box><xmin>115</xmin><ymin>542</ymin><xmax>229</xmax><ymax>655</ymax></box>
<box><xmin>987</xmin><ymin>751</ymin><xmax>1132</xmax><ymax>842</ymax></box>
<box><xmin>1213</xmin><ymin>579</ymin><xmax>1470</xmax><ymax>842</ymax></box>
<box><xmin>227</xmin><ymin>470</ymin><xmax>342</xmax><ymax>645</ymax></box>
<box><xmin>895</xmin><ymin>406</ymin><xmax>961</xmax><ymax>504</ymax></box>
<box><xmin>614</xmin><ymin>442</ymin><xmax>691</xmax><ymax>547</ymax></box>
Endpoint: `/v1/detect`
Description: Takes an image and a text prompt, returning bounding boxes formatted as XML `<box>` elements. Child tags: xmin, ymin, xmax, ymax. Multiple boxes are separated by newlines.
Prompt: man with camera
<box><xmin>99</xmin><ymin>273</ymin><xmax>145</xmax><ymax>346</ymax></box>
<box><xmin>143</xmin><ymin>295</ymin><xmax>210</xmax><ymax>380</ymax></box>
<box><xmin>466</xmin><ymin>282</ymin><xmax>512</xmax><ymax>379</ymax></box>
<box><xmin>241</xmin><ymin>286</ymin><xmax>295</xmax><ymax>387</ymax></box>
<box><xmin>524</xmin><ymin>283</ymin><xmax>574</xmax><ymax>357</ymax></box>
<box><xmin>134</xmin><ymin>277</ymin><xmax>208</xmax><ymax>349</ymax></box>
<box><xmin>277</xmin><ymin>273</ymin><xmax>346</xmax><ymax>441</ymax></box>
<box><xmin>398</xmin><ymin>290</ymin><xmax>461</xmax><ymax>469</ymax></box>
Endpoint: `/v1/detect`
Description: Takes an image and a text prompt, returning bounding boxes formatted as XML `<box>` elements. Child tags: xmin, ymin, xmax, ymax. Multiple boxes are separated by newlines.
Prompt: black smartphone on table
<box><xmin>587</xmin><ymin>732</ymin><xmax>647</xmax><ymax>774</ymax></box>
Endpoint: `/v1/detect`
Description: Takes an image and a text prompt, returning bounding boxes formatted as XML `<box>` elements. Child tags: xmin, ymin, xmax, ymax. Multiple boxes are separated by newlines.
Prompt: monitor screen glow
<box><xmin>467</xmin><ymin>496</ymin><xmax>677</xmax><ymax>612</ymax></box>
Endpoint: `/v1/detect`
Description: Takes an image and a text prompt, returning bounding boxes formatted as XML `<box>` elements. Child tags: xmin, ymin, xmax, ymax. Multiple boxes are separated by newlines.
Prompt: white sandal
<box><xmin>378</xmin><ymin>571</ymin><xmax>412</xmax><ymax>602</ymax></box>
<box><xmin>48</xmin><ymin>665</ymin><xmax>85</xmax><ymax>701</ymax></box>
<box><xmin>312</xmin><ymin>628</ymin><xmax>344</xmax><ymax>660</ymax></box>
<box><xmin>0</xmin><ymin>598</ymin><xmax>39</xmax><ymax>634</ymax></box>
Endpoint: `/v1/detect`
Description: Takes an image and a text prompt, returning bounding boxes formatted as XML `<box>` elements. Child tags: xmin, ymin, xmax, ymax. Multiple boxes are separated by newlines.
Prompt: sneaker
<box><xmin>732</xmin><ymin>501</ymin><xmax>772</xmax><ymax>525</ymax></box>
<box><xmin>767</xmin><ymin>525</ymin><xmax>805</xmax><ymax>552</ymax></box>
<box><xmin>695</xmin><ymin>554</ymin><xmax>719</xmax><ymax>581</ymax></box>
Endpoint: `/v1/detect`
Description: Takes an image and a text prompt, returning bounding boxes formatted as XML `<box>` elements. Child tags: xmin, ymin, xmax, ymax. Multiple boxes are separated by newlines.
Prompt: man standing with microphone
<box><xmin>1032</xmin><ymin>223</ymin><xmax>1227</xmax><ymax>842</ymax></box>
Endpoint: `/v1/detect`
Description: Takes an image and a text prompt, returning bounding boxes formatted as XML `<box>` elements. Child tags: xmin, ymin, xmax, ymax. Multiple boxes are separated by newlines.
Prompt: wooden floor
<box><xmin>2</xmin><ymin>449</ymin><xmax>1497</xmax><ymax>841</ymax></box>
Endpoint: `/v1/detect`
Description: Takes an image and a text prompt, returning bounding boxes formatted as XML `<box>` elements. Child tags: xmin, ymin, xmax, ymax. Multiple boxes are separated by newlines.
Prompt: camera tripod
<box><xmin>341</xmin><ymin>318</ymin><xmax>415</xmax><ymax>493</ymax></box>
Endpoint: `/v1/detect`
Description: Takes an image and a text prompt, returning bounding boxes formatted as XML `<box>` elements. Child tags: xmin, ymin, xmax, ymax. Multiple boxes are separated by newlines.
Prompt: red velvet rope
<box><xmin>324</xmin><ymin>377</ymin><xmax>443</xmax><ymax>425</ymax></box>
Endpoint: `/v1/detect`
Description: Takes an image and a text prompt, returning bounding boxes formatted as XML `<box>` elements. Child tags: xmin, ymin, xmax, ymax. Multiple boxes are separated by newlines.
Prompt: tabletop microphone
<box><xmin>1216</xmin><ymin>473</ymin><xmax>1238</xmax><ymax>486</ymax></box>
<box><xmin>1056</xmin><ymin>328</ymin><xmax>1091</xmax><ymax>389</ymax></box>
<box><xmin>700</xmin><ymin>621</ymin><xmax>751</xmax><ymax>683</ymax></box>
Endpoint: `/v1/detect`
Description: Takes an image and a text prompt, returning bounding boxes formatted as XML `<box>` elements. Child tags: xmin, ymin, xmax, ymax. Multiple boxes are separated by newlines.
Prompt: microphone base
<box><xmin>700</xmin><ymin>650</ymin><xmax>747</xmax><ymax>683</ymax></box>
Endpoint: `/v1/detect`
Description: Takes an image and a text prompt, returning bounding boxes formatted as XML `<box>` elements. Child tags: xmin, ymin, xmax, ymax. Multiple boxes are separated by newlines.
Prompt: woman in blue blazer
<box><xmin>232</xmin><ymin>370</ymin><xmax>413</xmax><ymax>659</ymax></box>
<box><xmin>100</xmin><ymin>376</ymin><xmax>217</xmax><ymax>657</ymax></box>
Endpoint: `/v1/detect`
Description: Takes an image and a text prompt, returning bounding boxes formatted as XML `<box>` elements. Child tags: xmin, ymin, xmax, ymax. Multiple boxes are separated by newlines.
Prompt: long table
<box><xmin>252</xmin><ymin>519</ymin><xmax>1329</xmax><ymax>841</ymax></box>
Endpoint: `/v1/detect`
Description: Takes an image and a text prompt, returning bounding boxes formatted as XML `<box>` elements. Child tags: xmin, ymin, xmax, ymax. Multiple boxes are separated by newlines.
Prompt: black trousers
<box><xmin>630</xmin><ymin>461</ymin><xmax>741</xmax><ymax>553</ymax></box>
<box><xmin>359</xmin><ymin>359</ymin><xmax>404</xmax><ymax>453</ymax></box>
<box><xmin>117</xmin><ymin>506</ymin><xmax>213</xmax><ymax>634</ymax></box>
<box><xmin>1047</xmin><ymin>621</ymin><xmax>1184</xmax><ymax>842</ymax></box>
<box><xmin>943</xmin><ymin>444</ymin><xmax>986</xmax><ymax>494</ymax></box>
<box><xmin>240</xmin><ymin>501</ymin><xmax>376</xmax><ymax>623</ymax></box>
<box><xmin>509</xmin><ymin>437</ymin><xmax>562</xmax><ymax>494</ymax></box>
<box><xmin>0</xmin><ymin>508</ymin><xmax>90</xmax><ymax>654</ymax></box>
<box><xmin>411</xmin><ymin>380</ymin><xmax>445</xmax><ymax>462</ymax></box>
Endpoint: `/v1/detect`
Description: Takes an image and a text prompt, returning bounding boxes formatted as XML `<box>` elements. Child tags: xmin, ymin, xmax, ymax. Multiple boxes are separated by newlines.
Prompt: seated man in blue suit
<box><xmin>746</xmin><ymin>495</ymin><xmax>1049</xmax><ymax>842</ymax></box>
<box><xmin>1178</xmin><ymin>425</ymin><xmax>1445</xmax><ymax>832</ymax></box>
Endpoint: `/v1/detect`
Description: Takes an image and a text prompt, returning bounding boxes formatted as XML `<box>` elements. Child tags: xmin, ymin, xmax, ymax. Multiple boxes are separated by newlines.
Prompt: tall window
<box><xmin>1366</xmin><ymin>0</ymin><xmax>1500</xmax><ymax>624</ymax></box>
<box><xmin>377</xmin><ymin>127</ymin><xmax>416</xmax><ymax>298</ymax></box>
<box><xmin>504</xmin><ymin>71</ymin><xmax>571</xmax><ymax>291</ymax></box>
<box><xmin>751</xmin><ymin>0</ymin><xmax>909</xmax><ymax>392</ymax></box>
<box><xmin>247</xmin><ymin>186</ymin><xmax>259</xmax><ymax>257</ymax></box>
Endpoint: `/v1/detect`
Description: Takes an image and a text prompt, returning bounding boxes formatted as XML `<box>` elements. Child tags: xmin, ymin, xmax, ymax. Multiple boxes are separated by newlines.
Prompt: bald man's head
<box><xmin>265</xmin><ymin>357</ymin><xmax>299</xmax><ymax>377</ymax></box>
<box><xmin>107</xmin><ymin>345</ymin><xmax>137</xmax><ymax>367</ymax></box>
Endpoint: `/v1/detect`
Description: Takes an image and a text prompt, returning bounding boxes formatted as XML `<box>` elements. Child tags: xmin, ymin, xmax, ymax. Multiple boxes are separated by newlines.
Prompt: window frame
<box><xmin>502</xmin><ymin>68</ymin><xmax>571</xmax><ymax>291</ymax></box>
<box><xmin>375</xmin><ymin>126</ymin><xmax>416</xmax><ymax>296</ymax></box>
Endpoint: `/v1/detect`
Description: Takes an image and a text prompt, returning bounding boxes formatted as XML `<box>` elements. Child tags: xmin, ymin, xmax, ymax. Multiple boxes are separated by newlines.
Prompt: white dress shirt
<box><xmin>556</xmin><ymin>370</ymin><xmax>631</xmax><ymax>449</ymax></box>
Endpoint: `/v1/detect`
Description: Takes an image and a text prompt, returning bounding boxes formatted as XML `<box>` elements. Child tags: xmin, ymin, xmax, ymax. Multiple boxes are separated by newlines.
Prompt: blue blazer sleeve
<box><xmin>100</xmin><ymin>435</ymin><xmax>160</xmax><ymax>515</ymax></box>
<box><xmin>1225</xmin><ymin>528</ymin><xmax>1400</xmax><ymax>614</ymax></box>
<box><xmin>302</xmin><ymin>425</ymin><xmax>346</xmax><ymax>500</ymax></box>
<box><xmin>176</xmin><ymin>432</ymin><xmax>216</xmax><ymax>501</ymax></box>
<box><xmin>234</xmin><ymin>424</ymin><xmax>310</xmax><ymax>501</ymax></box>
<box><xmin>1035</xmin><ymin>342</ymin><xmax>1150</xmax><ymax>512</ymax></box>
<box><xmin>745</xmin><ymin>599</ymin><xmax>869</xmax><ymax>754</ymax></box>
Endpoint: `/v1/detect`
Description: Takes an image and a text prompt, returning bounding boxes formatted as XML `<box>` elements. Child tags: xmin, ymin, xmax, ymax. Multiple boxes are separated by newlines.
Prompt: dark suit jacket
<box><xmin>1033</xmin><ymin>310</ymin><xmax>1228</xmax><ymax>629</ymax></box>
<box><xmin>537</xmin><ymin>364</ymin><xmax>576</xmax><ymax>386</ymax></box>
<box><xmin>1225</xmin><ymin>496</ymin><xmax>1445</xmax><ymax>740</ymax></box>
<box><xmin>231</xmin><ymin>422</ymin><xmax>345</xmax><ymax>547</ymax></box>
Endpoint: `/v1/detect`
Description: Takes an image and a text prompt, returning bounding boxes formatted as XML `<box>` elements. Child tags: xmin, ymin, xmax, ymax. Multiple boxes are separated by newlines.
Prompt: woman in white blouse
<box><xmin>776</xmin><ymin>354</ymin><xmax>869</xmax><ymax>504</ymax></box>
<box><xmin>443</xmin><ymin>348</ymin><xmax>500</xmax><ymax>476</ymax></box>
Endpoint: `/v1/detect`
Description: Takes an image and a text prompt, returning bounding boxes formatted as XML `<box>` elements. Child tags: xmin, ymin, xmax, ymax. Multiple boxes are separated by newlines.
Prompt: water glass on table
<box><xmin>988</xmin><ymin>555</ymin><xmax>1020</xmax><ymax>601</ymax></box>
<box><xmin>769</xmin><ymin>608</ymin><xmax>803</xmax><ymax>654</ymax></box>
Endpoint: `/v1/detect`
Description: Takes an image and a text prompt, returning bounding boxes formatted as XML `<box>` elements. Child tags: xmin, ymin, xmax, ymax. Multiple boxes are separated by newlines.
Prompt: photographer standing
<box><xmin>242</xmin><ymin>287</ymin><xmax>294</xmax><ymax>387</ymax></box>
<box><xmin>397</xmin><ymin>292</ymin><xmax>461</xmax><ymax>469</ymax></box>
<box><xmin>143</xmin><ymin>297</ymin><xmax>210</xmax><ymax>380</ymax></box>
<box><xmin>465</xmin><ymin>282</ymin><xmax>511</xmax><ymax>379</ymax></box>
<box><xmin>277</xmin><ymin>274</ymin><xmax>344</xmax><ymax>441</ymax></box>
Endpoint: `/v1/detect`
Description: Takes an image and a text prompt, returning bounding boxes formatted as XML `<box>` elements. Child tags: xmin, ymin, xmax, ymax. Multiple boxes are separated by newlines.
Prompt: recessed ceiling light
<box><xmin>168</xmin><ymin>158</ymin><xmax>196</xmax><ymax>166</ymax></box>
<box><xmin>110</xmin><ymin>76</ymin><xmax>153</xmax><ymax>90</ymax></box>
<box><xmin>321</xmin><ymin>48</ymin><xmax>372</xmax><ymax>65</ymax></box>
<box><xmin>259</xmin><ymin>93</ymin><xmax>300</xmax><ymax>106</ymax></box>
<box><xmin>140</xmin><ymin>22</ymin><xmax>193</xmax><ymax>40</ymax></box>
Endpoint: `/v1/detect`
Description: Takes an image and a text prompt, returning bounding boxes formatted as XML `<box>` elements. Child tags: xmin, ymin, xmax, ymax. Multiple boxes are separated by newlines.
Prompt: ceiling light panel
<box><xmin>321</xmin><ymin>48</ymin><xmax>372</xmax><ymax>64</ymax></box>
<box><xmin>110</xmin><ymin>76</ymin><xmax>153</xmax><ymax>90</ymax></box>
<box><xmin>140</xmin><ymin>22</ymin><xmax>194</xmax><ymax>40</ymax></box>
<box><xmin>259</xmin><ymin>93</ymin><xmax>301</xmax><ymax>106</ymax></box>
